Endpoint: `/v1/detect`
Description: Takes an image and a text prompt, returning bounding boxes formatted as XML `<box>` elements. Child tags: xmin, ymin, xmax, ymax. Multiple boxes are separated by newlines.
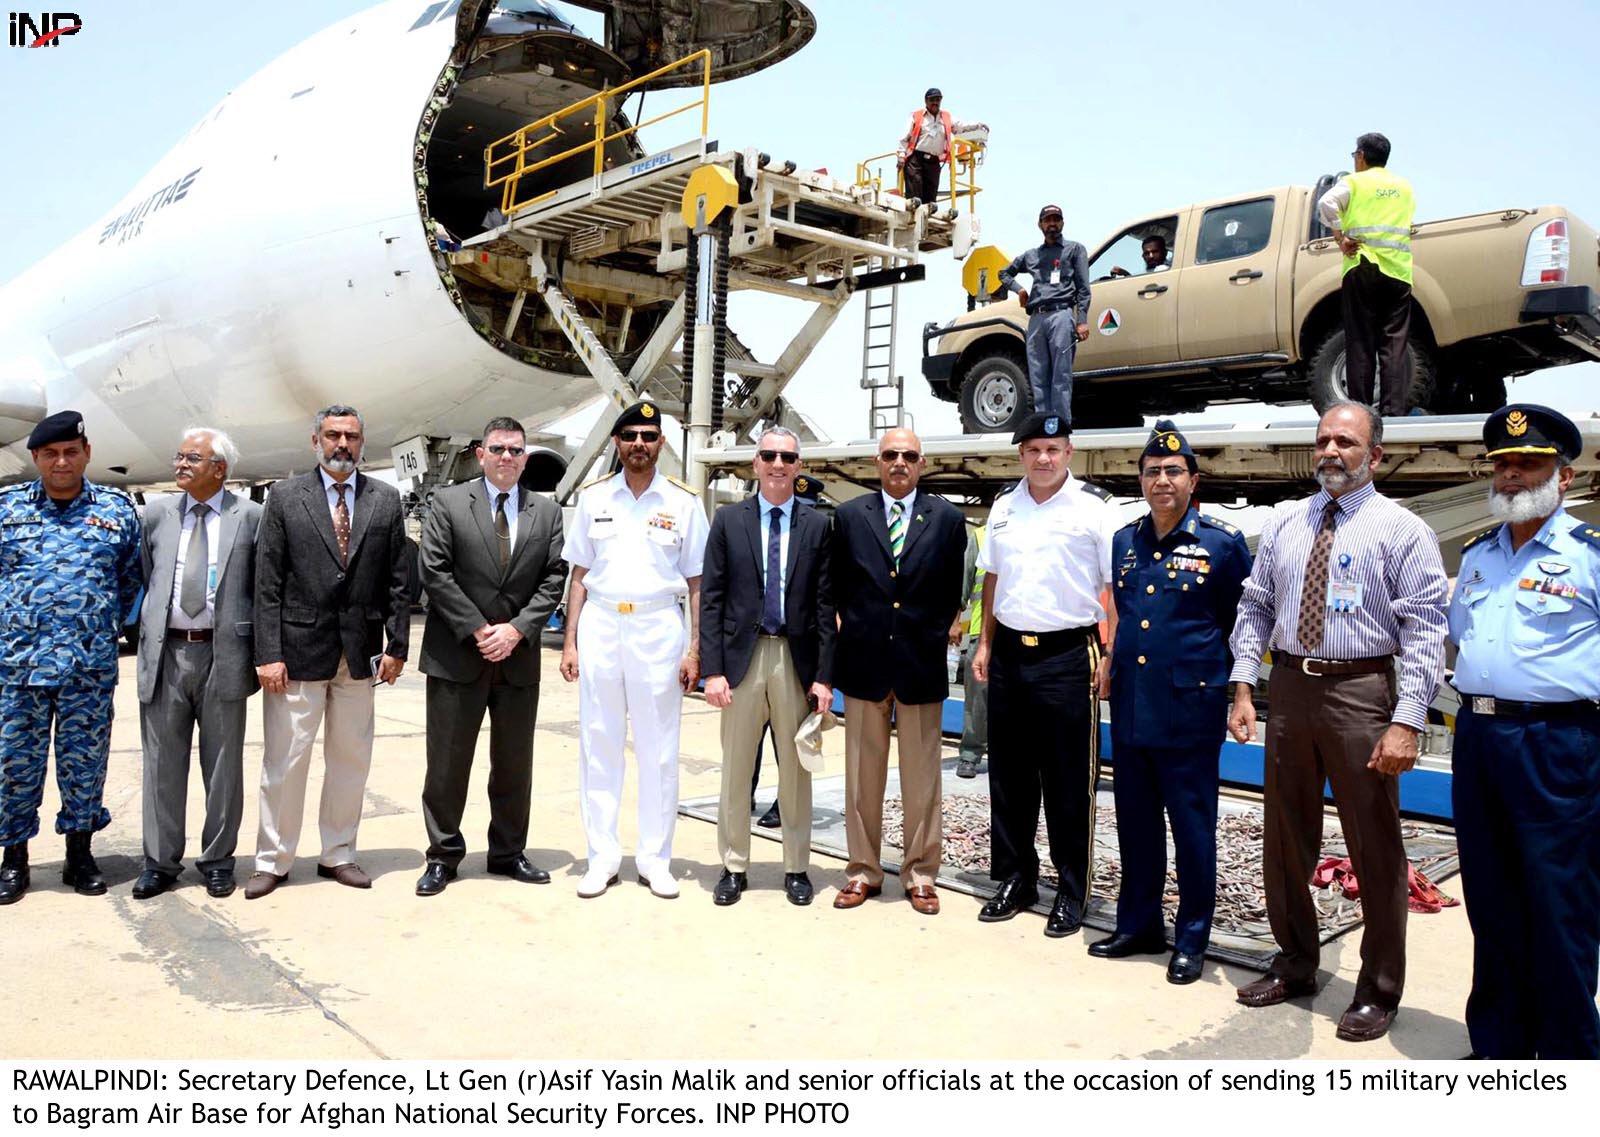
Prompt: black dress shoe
<box><xmin>1167</xmin><ymin>952</ymin><xmax>1205</xmax><ymax>985</ymax></box>
<box><xmin>1044</xmin><ymin>891</ymin><xmax>1083</xmax><ymax>938</ymax></box>
<box><xmin>784</xmin><ymin>872</ymin><xmax>813</xmax><ymax>906</ymax></box>
<box><xmin>131</xmin><ymin>869</ymin><xmax>178</xmax><ymax>900</ymax></box>
<box><xmin>978</xmin><ymin>876</ymin><xmax>1039</xmax><ymax>922</ymax></box>
<box><xmin>486</xmin><ymin>855</ymin><xmax>550</xmax><ymax>884</ymax></box>
<box><xmin>713</xmin><ymin>869</ymin><xmax>748</xmax><ymax>906</ymax></box>
<box><xmin>757</xmin><ymin>801</ymin><xmax>782</xmax><ymax>829</ymax></box>
<box><xmin>203</xmin><ymin>869</ymin><xmax>236</xmax><ymax>898</ymax></box>
<box><xmin>0</xmin><ymin>844</ymin><xmax>29</xmax><ymax>905</ymax></box>
<box><xmin>415</xmin><ymin>862</ymin><xmax>456</xmax><ymax>897</ymax></box>
<box><xmin>1088</xmin><ymin>930</ymin><xmax>1168</xmax><ymax>958</ymax></box>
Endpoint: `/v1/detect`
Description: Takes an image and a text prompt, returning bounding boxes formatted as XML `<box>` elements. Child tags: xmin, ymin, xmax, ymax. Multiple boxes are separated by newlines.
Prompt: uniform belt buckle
<box><xmin>1471</xmin><ymin>696</ymin><xmax>1496</xmax><ymax>716</ymax></box>
<box><xmin>1021</xmin><ymin>634</ymin><xmax>1039</xmax><ymax>647</ymax></box>
<box><xmin>616</xmin><ymin>602</ymin><xmax>634</xmax><ymax>614</ymax></box>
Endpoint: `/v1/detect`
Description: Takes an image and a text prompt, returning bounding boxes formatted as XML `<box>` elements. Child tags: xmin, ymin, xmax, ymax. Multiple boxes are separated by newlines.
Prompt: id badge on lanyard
<box><xmin>1049</xmin><ymin>259</ymin><xmax>1061</xmax><ymax>286</ymax></box>
<box><xmin>1327</xmin><ymin>552</ymin><xmax>1362</xmax><ymax>614</ymax></box>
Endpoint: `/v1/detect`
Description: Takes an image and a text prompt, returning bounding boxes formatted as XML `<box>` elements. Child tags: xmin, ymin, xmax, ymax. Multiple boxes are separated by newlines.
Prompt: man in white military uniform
<box><xmin>560</xmin><ymin>401</ymin><xmax>707</xmax><ymax>899</ymax></box>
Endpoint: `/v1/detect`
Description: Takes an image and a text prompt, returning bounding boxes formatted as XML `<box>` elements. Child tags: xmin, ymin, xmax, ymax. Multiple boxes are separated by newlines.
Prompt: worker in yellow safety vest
<box><xmin>951</xmin><ymin>522</ymin><xmax>988</xmax><ymax>778</ymax></box>
<box><xmin>1317</xmin><ymin>132</ymin><xmax>1417</xmax><ymax>417</ymax></box>
<box><xmin>896</xmin><ymin>88</ymin><xmax>986</xmax><ymax>208</ymax></box>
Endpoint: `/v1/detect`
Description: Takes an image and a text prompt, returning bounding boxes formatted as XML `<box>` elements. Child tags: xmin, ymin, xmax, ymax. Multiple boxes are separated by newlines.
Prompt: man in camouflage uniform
<box><xmin>0</xmin><ymin>411</ymin><xmax>142</xmax><ymax>904</ymax></box>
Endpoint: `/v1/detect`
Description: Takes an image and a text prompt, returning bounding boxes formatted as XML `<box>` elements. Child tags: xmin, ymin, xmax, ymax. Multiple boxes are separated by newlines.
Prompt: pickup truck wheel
<box><xmin>958</xmin><ymin>350</ymin><xmax>1031</xmax><ymax>434</ymax></box>
<box><xmin>1307</xmin><ymin>327</ymin><xmax>1438</xmax><ymax>414</ymax></box>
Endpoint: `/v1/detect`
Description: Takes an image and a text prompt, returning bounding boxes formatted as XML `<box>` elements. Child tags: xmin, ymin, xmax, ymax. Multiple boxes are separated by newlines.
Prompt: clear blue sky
<box><xmin>4</xmin><ymin>0</ymin><xmax>1597</xmax><ymax>443</ymax></box>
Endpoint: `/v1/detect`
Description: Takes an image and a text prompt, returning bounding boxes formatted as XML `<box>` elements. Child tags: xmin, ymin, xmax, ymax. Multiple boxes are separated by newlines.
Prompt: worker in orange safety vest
<box><xmin>896</xmin><ymin>88</ymin><xmax>986</xmax><ymax>208</ymax></box>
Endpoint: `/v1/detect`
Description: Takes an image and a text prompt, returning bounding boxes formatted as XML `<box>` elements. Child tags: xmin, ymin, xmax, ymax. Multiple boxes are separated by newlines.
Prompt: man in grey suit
<box><xmin>246</xmin><ymin>405</ymin><xmax>411</xmax><ymax>899</ymax></box>
<box><xmin>133</xmin><ymin>428</ymin><xmax>262</xmax><ymax>900</ymax></box>
<box><xmin>415</xmin><ymin>417</ymin><xmax>567</xmax><ymax>896</ymax></box>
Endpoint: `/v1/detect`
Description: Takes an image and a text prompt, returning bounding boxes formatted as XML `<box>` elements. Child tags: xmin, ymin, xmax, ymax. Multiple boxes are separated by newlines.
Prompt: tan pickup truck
<box><xmin>922</xmin><ymin>177</ymin><xmax>1600</xmax><ymax>433</ymax></box>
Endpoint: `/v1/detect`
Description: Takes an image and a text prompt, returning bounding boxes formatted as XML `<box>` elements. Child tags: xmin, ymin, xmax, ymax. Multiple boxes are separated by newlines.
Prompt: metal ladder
<box><xmin>859</xmin><ymin>258</ymin><xmax>905</xmax><ymax>437</ymax></box>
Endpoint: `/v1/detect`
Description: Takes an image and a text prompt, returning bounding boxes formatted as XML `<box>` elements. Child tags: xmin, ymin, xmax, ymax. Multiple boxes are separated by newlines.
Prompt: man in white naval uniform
<box><xmin>560</xmin><ymin>401</ymin><xmax>707</xmax><ymax>899</ymax></box>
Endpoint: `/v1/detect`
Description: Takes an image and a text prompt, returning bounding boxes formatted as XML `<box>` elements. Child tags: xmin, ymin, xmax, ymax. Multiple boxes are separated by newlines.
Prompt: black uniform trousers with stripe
<box><xmin>987</xmin><ymin>623</ymin><xmax>1101</xmax><ymax>910</ymax></box>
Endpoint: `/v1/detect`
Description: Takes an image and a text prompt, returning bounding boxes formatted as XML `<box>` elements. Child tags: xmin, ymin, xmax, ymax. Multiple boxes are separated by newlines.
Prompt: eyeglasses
<box><xmin>1139</xmin><ymin>465</ymin><xmax>1191</xmax><ymax>480</ymax></box>
<box><xmin>618</xmin><ymin>430</ymin><xmax>660</xmax><ymax>443</ymax></box>
<box><xmin>484</xmin><ymin>444</ymin><xmax>525</xmax><ymax>456</ymax></box>
<box><xmin>877</xmin><ymin>449</ymin><xmax>921</xmax><ymax>463</ymax></box>
<box><xmin>172</xmin><ymin>453</ymin><xmax>224</xmax><ymax>466</ymax></box>
<box><xmin>756</xmin><ymin>449</ymin><xmax>800</xmax><ymax>465</ymax></box>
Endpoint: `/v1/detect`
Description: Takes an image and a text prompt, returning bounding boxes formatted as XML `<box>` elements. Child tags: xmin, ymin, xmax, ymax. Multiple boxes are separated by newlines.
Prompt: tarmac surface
<box><xmin>7</xmin><ymin>620</ymin><xmax>1481</xmax><ymax>1061</ymax></box>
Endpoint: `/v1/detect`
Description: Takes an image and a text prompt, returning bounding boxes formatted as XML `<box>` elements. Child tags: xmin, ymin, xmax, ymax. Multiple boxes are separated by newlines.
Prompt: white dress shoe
<box><xmin>639</xmin><ymin>868</ymin><xmax>679</xmax><ymax>900</ymax></box>
<box><xmin>576</xmin><ymin>867</ymin><xmax>620</xmax><ymax>898</ymax></box>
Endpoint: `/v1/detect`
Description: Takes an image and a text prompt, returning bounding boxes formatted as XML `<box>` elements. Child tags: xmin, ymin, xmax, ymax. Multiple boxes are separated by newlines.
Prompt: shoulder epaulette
<box><xmin>1571</xmin><ymin>522</ymin><xmax>1600</xmax><ymax>551</ymax></box>
<box><xmin>1197</xmin><ymin>514</ymin><xmax>1240</xmax><ymax>536</ymax></box>
<box><xmin>578</xmin><ymin>471</ymin><xmax>618</xmax><ymax>492</ymax></box>
<box><xmin>0</xmin><ymin>482</ymin><xmax>32</xmax><ymax>495</ymax></box>
<box><xmin>1115</xmin><ymin>517</ymin><xmax>1138</xmax><ymax>533</ymax></box>
<box><xmin>1460</xmin><ymin>525</ymin><xmax>1501</xmax><ymax>555</ymax></box>
<box><xmin>665</xmin><ymin>475</ymin><xmax>698</xmax><ymax>495</ymax></box>
<box><xmin>995</xmin><ymin>482</ymin><xmax>1018</xmax><ymax>497</ymax></box>
<box><xmin>1078</xmin><ymin>481</ymin><xmax>1113</xmax><ymax>502</ymax></box>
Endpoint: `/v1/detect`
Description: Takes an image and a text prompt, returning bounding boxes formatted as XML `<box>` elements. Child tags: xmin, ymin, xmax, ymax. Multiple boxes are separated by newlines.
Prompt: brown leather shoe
<box><xmin>832</xmin><ymin>880</ymin><xmax>882</xmax><ymax>909</ymax></box>
<box><xmin>1236</xmin><ymin>974</ymin><xmax>1318</xmax><ymax>1007</ymax></box>
<box><xmin>906</xmin><ymin>885</ymin><xmax>940</xmax><ymax>915</ymax></box>
<box><xmin>317</xmin><ymin>862</ymin><xmax>372</xmax><ymax>889</ymax></box>
<box><xmin>1336</xmin><ymin>1002</ymin><xmax>1397</xmax><ymax>1042</ymax></box>
<box><xmin>244</xmin><ymin>872</ymin><xmax>286</xmax><ymax>900</ymax></box>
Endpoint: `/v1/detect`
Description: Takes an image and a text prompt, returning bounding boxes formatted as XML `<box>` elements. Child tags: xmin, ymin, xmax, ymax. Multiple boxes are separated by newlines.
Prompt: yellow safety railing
<box><xmin>853</xmin><ymin>137</ymin><xmax>985</xmax><ymax>213</ymax></box>
<box><xmin>484</xmin><ymin>49</ymin><xmax>712</xmax><ymax>216</ymax></box>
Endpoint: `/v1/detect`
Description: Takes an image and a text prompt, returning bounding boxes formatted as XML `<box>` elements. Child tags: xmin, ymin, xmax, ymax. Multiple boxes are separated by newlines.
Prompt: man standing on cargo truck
<box><xmin>1319</xmin><ymin>133</ymin><xmax>1416</xmax><ymax>417</ymax></box>
<box><xmin>895</xmin><ymin>88</ymin><xmax>986</xmax><ymax>207</ymax></box>
<box><xmin>1448</xmin><ymin>404</ymin><xmax>1600</xmax><ymax>1059</ymax></box>
<box><xmin>997</xmin><ymin>205</ymin><xmax>1091</xmax><ymax>427</ymax></box>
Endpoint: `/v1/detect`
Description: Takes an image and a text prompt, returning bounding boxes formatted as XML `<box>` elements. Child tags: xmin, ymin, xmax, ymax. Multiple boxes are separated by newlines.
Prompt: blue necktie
<box><xmin>761</xmin><ymin>506</ymin><xmax>783</xmax><ymax>634</ymax></box>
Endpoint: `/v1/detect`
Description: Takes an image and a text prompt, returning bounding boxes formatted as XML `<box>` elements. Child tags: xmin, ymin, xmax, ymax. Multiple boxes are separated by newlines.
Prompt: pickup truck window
<box><xmin>1195</xmin><ymin>198</ymin><xmax>1274</xmax><ymax>264</ymax></box>
<box><xmin>1091</xmin><ymin>215</ymin><xmax>1179</xmax><ymax>281</ymax></box>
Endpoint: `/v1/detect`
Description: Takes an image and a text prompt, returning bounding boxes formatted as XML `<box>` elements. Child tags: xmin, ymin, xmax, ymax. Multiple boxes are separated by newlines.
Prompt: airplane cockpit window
<box><xmin>1195</xmin><ymin>198</ymin><xmax>1274</xmax><ymax>264</ymax></box>
<box><xmin>1090</xmin><ymin>216</ymin><xmax>1178</xmax><ymax>282</ymax></box>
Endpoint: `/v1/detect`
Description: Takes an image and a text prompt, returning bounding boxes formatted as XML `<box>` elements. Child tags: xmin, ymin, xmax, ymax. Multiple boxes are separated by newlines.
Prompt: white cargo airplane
<box><xmin>0</xmin><ymin>0</ymin><xmax>814</xmax><ymax>489</ymax></box>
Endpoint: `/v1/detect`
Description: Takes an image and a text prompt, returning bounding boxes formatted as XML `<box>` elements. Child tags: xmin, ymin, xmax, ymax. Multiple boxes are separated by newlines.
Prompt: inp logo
<box><xmin>8</xmin><ymin>11</ymin><xmax>81</xmax><ymax>47</ymax></box>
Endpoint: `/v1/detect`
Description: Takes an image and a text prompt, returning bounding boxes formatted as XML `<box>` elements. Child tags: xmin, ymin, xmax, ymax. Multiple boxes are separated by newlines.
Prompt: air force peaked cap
<box><xmin>1483</xmin><ymin>403</ymin><xmax>1583</xmax><ymax>462</ymax></box>
<box><xmin>1142</xmin><ymin>418</ymin><xmax>1197</xmax><ymax>469</ymax></box>
<box><xmin>793</xmin><ymin>474</ymin><xmax>825</xmax><ymax>504</ymax></box>
<box><xmin>27</xmin><ymin>410</ymin><xmax>86</xmax><ymax>450</ymax></box>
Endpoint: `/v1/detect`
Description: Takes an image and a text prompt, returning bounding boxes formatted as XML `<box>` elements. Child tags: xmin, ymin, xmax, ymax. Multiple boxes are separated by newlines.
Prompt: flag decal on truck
<box><xmin>1098</xmin><ymin>308</ymin><xmax>1121</xmax><ymax>336</ymax></box>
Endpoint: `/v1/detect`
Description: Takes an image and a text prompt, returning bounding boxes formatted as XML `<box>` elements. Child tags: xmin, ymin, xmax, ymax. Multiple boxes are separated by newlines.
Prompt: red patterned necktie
<box><xmin>1295</xmin><ymin>499</ymin><xmax>1340</xmax><ymax>653</ymax></box>
<box><xmin>333</xmin><ymin>482</ymin><xmax>351</xmax><ymax>565</ymax></box>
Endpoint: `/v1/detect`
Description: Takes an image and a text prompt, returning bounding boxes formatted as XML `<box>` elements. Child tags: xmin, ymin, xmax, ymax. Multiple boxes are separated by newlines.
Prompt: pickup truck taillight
<box><xmin>1520</xmin><ymin>218</ymin><xmax>1569</xmax><ymax>286</ymax></box>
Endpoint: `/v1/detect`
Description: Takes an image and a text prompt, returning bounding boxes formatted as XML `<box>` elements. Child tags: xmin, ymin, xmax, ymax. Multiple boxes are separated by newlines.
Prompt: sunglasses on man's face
<box><xmin>877</xmin><ymin>448</ymin><xmax>921</xmax><ymax>463</ymax></box>
<box><xmin>484</xmin><ymin>444</ymin><xmax>525</xmax><ymax>456</ymax></box>
<box><xmin>618</xmin><ymin>430</ymin><xmax>661</xmax><ymax>443</ymax></box>
<box><xmin>757</xmin><ymin>449</ymin><xmax>800</xmax><ymax>465</ymax></box>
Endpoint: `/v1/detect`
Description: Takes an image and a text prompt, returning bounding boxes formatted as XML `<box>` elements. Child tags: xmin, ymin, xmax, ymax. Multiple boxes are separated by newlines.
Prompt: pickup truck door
<box><xmin>1178</xmin><ymin>191</ymin><xmax>1285</xmax><ymax>360</ymax></box>
<box><xmin>1078</xmin><ymin>211</ymin><xmax>1187</xmax><ymax>370</ymax></box>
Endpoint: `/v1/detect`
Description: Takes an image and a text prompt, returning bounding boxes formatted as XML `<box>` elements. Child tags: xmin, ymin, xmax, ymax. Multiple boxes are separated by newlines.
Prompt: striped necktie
<box><xmin>888</xmin><ymin>500</ymin><xmax>907</xmax><ymax>562</ymax></box>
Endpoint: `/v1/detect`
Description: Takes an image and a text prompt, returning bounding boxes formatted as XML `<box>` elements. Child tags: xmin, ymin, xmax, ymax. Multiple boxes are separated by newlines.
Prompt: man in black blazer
<box><xmin>415</xmin><ymin>417</ymin><xmax>567</xmax><ymax>896</ymax></box>
<box><xmin>246</xmin><ymin>405</ymin><xmax>411</xmax><ymax>899</ymax></box>
<box><xmin>830</xmin><ymin>428</ymin><xmax>966</xmax><ymax>915</ymax></box>
<box><xmin>700</xmin><ymin>428</ymin><xmax>835</xmax><ymax>907</ymax></box>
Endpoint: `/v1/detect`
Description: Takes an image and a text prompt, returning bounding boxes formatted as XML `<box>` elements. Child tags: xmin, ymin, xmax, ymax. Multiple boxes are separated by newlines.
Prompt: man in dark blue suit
<box><xmin>700</xmin><ymin>430</ymin><xmax>835</xmax><ymax>907</ymax></box>
<box><xmin>1095</xmin><ymin>421</ymin><xmax>1250</xmax><ymax>983</ymax></box>
<box><xmin>830</xmin><ymin>429</ymin><xmax>967</xmax><ymax>916</ymax></box>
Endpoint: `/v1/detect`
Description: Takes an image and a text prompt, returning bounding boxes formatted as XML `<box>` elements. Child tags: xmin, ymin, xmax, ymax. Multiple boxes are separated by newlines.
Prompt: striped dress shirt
<box><xmin>1228</xmin><ymin>480</ymin><xmax>1448</xmax><ymax>730</ymax></box>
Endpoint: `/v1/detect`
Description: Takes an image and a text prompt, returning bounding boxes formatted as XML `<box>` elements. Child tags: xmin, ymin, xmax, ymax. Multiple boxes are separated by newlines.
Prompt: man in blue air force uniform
<box><xmin>0</xmin><ymin>411</ymin><xmax>142</xmax><ymax>905</ymax></box>
<box><xmin>1095</xmin><ymin>421</ymin><xmax>1251</xmax><ymax>984</ymax></box>
<box><xmin>1449</xmin><ymin>403</ymin><xmax>1600</xmax><ymax>1059</ymax></box>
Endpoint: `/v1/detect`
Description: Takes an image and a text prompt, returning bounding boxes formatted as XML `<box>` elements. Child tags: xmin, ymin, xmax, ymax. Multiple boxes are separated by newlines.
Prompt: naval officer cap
<box><xmin>793</xmin><ymin>474</ymin><xmax>826</xmax><ymax>504</ymax></box>
<box><xmin>1012</xmin><ymin>411</ymin><xmax>1071</xmax><ymax>445</ymax></box>
<box><xmin>610</xmin><ymin>400</ymin><xmax>663</xmax><ymax>435</ymax></box>
<box><xmin>27</xmin><ymin>410</ymin><xmax>87</xmax><ymax>450</ymax></box>
<box><xmin>1483</xmin><ymin>403</ymin><xmax>1583</xmax><ymax>463</ymax></box>
<box><xmin>1142</xmin><ymin>418</ymin><xmax>1197</xmax><ymax>471</ymax></box>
